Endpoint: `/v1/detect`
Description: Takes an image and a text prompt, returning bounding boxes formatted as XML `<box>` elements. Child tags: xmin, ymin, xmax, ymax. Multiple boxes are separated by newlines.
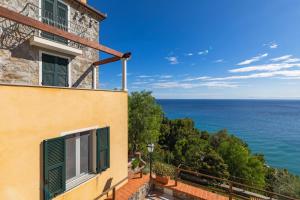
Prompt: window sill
<box><xmin>66</xmin><ymin>173</ymin><xmax>96</xmax><ymax>191</ymax></box>
<box><xmin>30</xmin><ymin>36</ymin><xmax>83</xmax><ymax>56</ymax></box>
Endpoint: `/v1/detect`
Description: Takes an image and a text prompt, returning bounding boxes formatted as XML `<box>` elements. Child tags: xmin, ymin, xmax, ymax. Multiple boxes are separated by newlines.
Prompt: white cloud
<box><xmin>200</xmin><ymin>81</ymin><xmax>238</xmax><ymax>88</ymax></box>
<box><xmin>136</xmin><ymin>75</ymin><xmax>152</xmax><ymax>78</ymax></box>
<box><xmin>270</xmin><ymin>55</ymin><xmax>300</xmax><ymax>63</ymax></box>
<box><xmin>198</xmin><ymin>50</ymin><xmax>209</xmax><ymax>55</ymax></box>
<box><xmin>185</xmin><ymin>53</ymin><xmax>193</xmax><ymax>56</ymax></box>
<box><xmin>283</xmin><ymin>58</ymin><xmax>300</xmax><ymax>63</ymax></box>
<box><xmin>183</xmin><ymin>76</ymin><xmax>210</xmax><ymax>81</ymax></box>
<box><xmin>118</xmin><ymin>73</ymin><xmax>132</xmax><ymax>77</ymax></box>
<box><xmin>160</xmin><ymin>75</ymin><xmax>173</xmax><ymax>79</ymax></box>
<box><xmin>132</xmin><ymin>81</ymin><xmax>149</xmax><ymax>85</ymax></box>
<box><xmin>263</xmin><ymin>42</ymin><xmax>279</xmax><ymax>49</ymax></box>
<box><xmin>151</xmin><ymin>81</ymin><xmax>194</xmax><ymax>89</ymax></box>
<box><xmin>211</xmin><ymin>70</ymin><xmax>300</xmax><ymax>81</ymax></box>
<box><xmin>150</xmin><ymin>81</ymin><xmax>237</xmax><ymax>89</ymax></box>
<box><xmin>237</xmin><ymin>53</ymin><xmax>268</xmax><ymax>65</ymax></box>
<box><xmin>229</xmin><ymin>63</ymin><xmax>300</xmax><ymax>73</ymax></box>
<box><xmin>214</xmin><ymin>59</ymin><xmax>224</xmax><ymax>63</ymax></box>
<box><xmin>157</xmin><ymin>79</ymin><xmax>170</xmax><ymax>82</ymax></box>
<box><xmin>277</xmin><ymin>76</ymin><xmax>300</xmax><ymax>80</ymax></box>
<box><xmin>270</xmin><ymin>42</ymin><xmax>278</xmax><ymax>49</ymax></box>
<box><xmin>165</xmin><ymin>56</ymin><xmax>179</xmax><ymax>64</ymax></box>
<box><xmin>270</xmin><ymin>55</ymin><xmax>292</xmax><ymax>62</ymax></box>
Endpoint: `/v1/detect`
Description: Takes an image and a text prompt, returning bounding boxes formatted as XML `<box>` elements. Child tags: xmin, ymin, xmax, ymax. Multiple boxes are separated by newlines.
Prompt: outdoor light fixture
<box><xmin>147</xmin><ymin>143</ymin><xmax>154</xmax><ymax>153</ymax></box>
<box><xmin>147</xmin><ymin>143</ymin><xmax>154</xmax><ymax>179</ymax></box>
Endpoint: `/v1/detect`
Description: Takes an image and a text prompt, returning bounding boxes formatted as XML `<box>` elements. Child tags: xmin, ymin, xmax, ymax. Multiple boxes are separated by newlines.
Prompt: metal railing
<box><xmin>128</xmin><ymin>152</ymin><xmax>147</xmax><ymax>179</ymax></box>
<box><xmin>94</xmin><ymin>176</ymin><xmax>128</xmax><ymax>200</ymax></box>
<box><xmin>174</xmin><ymin>167</ymin><xmax>300</xmax><ymax>200</ymax></box>
<box><xmin>0</xmin><ymin>2</ymin><xmax>97</xmax><ymax>49</ymax></box>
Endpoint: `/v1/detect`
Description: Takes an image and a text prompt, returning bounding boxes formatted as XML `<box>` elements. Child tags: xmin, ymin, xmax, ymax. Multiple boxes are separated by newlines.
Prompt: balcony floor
<box><xmin>106</xmin><ymin>173</ymin><xmax>228</xmax><ymax>200</ymax></box>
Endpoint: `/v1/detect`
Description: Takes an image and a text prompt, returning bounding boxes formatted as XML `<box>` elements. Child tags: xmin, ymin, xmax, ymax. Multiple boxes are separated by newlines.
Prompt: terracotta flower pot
<box><xmin>156</xmin><ymin>175</ymin><xmax>169</xmax><ymax>185</ymax></box>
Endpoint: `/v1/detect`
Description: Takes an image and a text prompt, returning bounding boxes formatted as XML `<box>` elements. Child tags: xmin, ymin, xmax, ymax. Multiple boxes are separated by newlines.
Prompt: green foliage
<box><xmin>173</xmin><ymin>135</ymin><xmax>229</xmax><ymax>178</ymax></box>
<box><xmin>159</xmin><ymin>117</ymin><xmax>199</xmax><ymax>152</ymax></box>
<box><xmin>128</xmin><ymin>91</ymin><xmax>299</xmax><ymax>197</ymax></box>
<box><xmin>131</xmin><ymin>158</ymin><xmax>140</xmax><ymax>170</ymax></box>
<box><xmin>266</xmin><ymin>168</ymin><xmax>300</xmax><ymax>198</ymax></box>
<box><xmin>153</xmin><ymin>162</ymin><xmax>175</xmax><ymax>178</ymax></box>
<box><xmin>128</xmin><ymin>91</ymin><xmax>163</xmax><ymax>154</ymax></box>
<box><xmin>216</xmin><ymin>133</ymin><xmax>266</xmax><ymax>188</ymax></box>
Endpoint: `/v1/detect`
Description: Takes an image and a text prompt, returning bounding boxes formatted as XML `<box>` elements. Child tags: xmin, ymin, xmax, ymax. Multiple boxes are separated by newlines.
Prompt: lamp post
<box><xmin>147</xmin><ymin>143</ymin><xmax>154</xmax><ymax>179</ymax></box>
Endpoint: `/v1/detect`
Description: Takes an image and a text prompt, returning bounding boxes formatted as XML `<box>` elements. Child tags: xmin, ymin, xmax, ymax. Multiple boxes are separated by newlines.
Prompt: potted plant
<box><xmin>153</xmin><ymin>162</ymin><xmax>175</xmax><ymax>185</ymax></box>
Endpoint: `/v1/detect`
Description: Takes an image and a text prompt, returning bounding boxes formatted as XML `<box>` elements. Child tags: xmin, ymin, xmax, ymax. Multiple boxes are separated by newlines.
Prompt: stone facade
<box><xmin>129</xmin><ymin>181</ymin><xmax>153</xmax><ymax>200</ymax></box>
<box><xmin>0</xmin><ymin>0</ymin><xmax>100</xmax><ymax>89</ymax></box>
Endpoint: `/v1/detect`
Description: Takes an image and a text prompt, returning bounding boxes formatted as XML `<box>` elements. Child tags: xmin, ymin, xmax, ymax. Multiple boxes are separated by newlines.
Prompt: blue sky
<box><xmin>89</xmin><ymin>0</ymin><xmax>300</xmax><ymax>99</ymax></box>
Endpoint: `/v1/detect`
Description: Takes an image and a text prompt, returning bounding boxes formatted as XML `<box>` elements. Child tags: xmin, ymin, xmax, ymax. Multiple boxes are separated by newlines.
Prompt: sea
<box><xmin>157</xmin><ymin>99</ymin><xmax>300</xmax><ymax>175</ymax></box>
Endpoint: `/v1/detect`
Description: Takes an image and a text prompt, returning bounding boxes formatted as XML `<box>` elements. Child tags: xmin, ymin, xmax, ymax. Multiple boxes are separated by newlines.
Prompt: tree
<box><xmin>174</xmin><ymin>135</ymin><xmax>229</xmax><ymax>178</ymax></box>
<box><xmin>128</xmin><ymin>91</ymin><xmax>163</xmax><ymax>154</ymax></box>
<box><xmin>266</xmin><ymin>168</ymin><xmax>300</xmax><ymax>198</ymax></box>
<box><xmin>159</xmin><ymin>117</ymin><xmax>199</xmax><ymax>152</ymax></box>
<box><xmin>217</xmin><ymin>135</ymin><xmax>266</xmax><ymax>188</ymax></box>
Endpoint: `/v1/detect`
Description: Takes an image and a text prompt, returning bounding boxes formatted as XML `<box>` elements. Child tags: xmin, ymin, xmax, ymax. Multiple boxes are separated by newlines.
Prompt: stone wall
<box><xmin>128</xmin><ymin>181</ymin><xmax>153</xmax><ymax>200</ymax></box>
<box><xmin>0</xmin><ymin>0</ymin><xmax>99</xmax><ymax>89</ymax></box>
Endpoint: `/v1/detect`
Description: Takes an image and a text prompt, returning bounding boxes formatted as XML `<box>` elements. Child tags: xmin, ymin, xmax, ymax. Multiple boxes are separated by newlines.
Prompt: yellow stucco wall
<box><xmin>0</xmin><ymin>85</ymin><xmax>128</xmax><ymax>200</ymax></box>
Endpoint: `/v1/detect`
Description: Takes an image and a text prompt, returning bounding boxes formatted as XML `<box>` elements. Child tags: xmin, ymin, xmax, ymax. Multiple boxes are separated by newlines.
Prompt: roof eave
<box><xmin>73</xmin><ymin>0</ymin><xmax>107</xmax><ymax>21</ymax></box>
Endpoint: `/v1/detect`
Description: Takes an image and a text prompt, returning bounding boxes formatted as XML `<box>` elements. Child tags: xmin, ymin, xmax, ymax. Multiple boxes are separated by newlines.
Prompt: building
<box><xmin>0</xmin><ymin>0</ymin><xmax>130</xmax><ymax>199</ymax></box>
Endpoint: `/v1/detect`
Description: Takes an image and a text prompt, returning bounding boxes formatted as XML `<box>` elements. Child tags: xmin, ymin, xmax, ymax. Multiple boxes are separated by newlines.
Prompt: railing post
<box><xmin>175</xmin><ymin>168</ymin><xmax>179</xmax><ymax>186</ymax></box>
<box><xmin>121</xmin><ymin>58</ymin><xmax>127</xmax><ymax>91</ymax></box>
<box><xmin>229</xmin><ymin>182</ymin><xmax>233</xmax><ymax>200</ymax></box>
<box><xmin>93</xmin><ymin>66</ymin><xmax>97</xmax><ymax>89</ymax></box>
<box><xmin>112</xmin><ymin>187</ymin><xmax>116</xmax><ymax>200</ymax></box>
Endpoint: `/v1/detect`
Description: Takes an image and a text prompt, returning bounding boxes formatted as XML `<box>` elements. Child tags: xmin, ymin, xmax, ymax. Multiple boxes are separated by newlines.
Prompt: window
<box><xmin>41</xmin><ymin>0</ymin><xmax>68</xmax><ymax>44</ymax></box>
<box><xmin>42</xmin><ymin>53</ymin><xmax>69</xmax><ymax>87</ymax></box>
<box><xmin>97</xmin><ymin>127</ymin><xmax>110</xmax><ymax>172</ymax></box>
<box><xmin>65</xmin><ymin>131</ymin><xmax>93</xmax><ymax>188</ymax></box>
<box><xmin>43</xmin><ymin>127</ymin><xmax>110</xmax><ymax>199</ymax></box>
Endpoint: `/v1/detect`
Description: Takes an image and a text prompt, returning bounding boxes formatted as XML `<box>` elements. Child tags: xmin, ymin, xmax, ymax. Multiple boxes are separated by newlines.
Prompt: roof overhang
<box><xmin>71</xmin><ymin>0</ymin><xmax>107</xmax><ymax>21</ymax></box>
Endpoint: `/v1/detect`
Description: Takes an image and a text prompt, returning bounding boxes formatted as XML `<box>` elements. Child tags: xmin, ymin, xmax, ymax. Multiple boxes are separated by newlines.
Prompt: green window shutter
<box><xmin>42</xmin><ymin>54</ymin><xmax>56</xmax><ymax>86</ymax></box>
<box><xmin>41</xmin><ymin>0</ymin><xmax>55</xmax><ymax>41</ymax></box>
<box><xmin>42</xmin><ymin>54</ymin><xmax>68</xmax><ymax>87</ymax></box>
<box><xmin>55</xmin><ymin>57</ymin><xmax>69</xmax><ymax>87</ymax></box>
<box><xmin>55</xmin><ymin>1</ymin><xmax>68</xmax><ymax>44</ymax></box>
<box><xmin>41</xmin><ymin>0</ymin><xmax>68</xmax><ymax>44</ymax></box>
<box><xmin>44</xmin><ymin>137</ymin><xmax>66</xmax><ymax>200</ymax></box>
<box><xmin>96</xmin><ymin>127</ymin><xmax>110</xmax><ymax>173</ymax></box>
<box><xmin>57</xmin><ymin>1</ymin><xmax>68</xmax><ymax>31</ymax></box>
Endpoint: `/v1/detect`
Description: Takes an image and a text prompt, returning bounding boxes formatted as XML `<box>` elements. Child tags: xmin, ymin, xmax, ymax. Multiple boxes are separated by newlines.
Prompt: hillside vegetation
<box><xmin>128</xmin><ymin>91</ymin><xmax>300</xmax><ymax>198</ymax></box>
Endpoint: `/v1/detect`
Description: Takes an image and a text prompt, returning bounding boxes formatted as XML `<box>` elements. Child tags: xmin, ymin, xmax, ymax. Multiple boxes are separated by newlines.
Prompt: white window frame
<box><xmin>62</xmin><ymin>127</ymin><xmax>98</xmax><ymax>190</ymax></box>
<box><xmin>39</xmin><ymin>50</ymin><xmax>72</xmax><ymax>87</ymax></box>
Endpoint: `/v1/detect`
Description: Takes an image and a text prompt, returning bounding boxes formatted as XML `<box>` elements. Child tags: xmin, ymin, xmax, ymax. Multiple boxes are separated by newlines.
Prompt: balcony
<box><xmin>0</xmin><ymin>2</ymin><xmax>97</xmax><ymax>50</ymax></box>
<box><xmin>0</xmin><ymin>2</ymin><xmax>131</xmax><ymax>91</ymax></box>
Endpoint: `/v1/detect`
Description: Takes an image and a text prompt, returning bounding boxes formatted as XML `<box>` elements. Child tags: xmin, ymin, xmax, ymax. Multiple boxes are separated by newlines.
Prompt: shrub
<box><xmin>153</xmin><ymin>162</ymin><xmax>175</xmax><ymax>178</ymax></box>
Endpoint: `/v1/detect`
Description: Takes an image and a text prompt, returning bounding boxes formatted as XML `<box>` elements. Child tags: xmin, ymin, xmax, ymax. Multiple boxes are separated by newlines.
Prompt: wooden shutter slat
<box><xmin>107</xmin><ymin>127</ymin><xmax>110</xmax><ymax>168</ymax></box>
<box><xmin>42</xmin><ymin>54</ymin><xmax>68</xmax><ymax>87</ymax></box>
<box><xmin>96</xmin><ymin>127</ymin><xmax>110</xmax><ymax>173</ymax></box>
<box><xmin>44</xmin><ymin>136</ymin><xmax>66</xmax><ymax>200</ymax></box>
<box><xmin>54</xmin><ymin>56</ymin><xmax>68</xmax><ymax>87</ymax></box>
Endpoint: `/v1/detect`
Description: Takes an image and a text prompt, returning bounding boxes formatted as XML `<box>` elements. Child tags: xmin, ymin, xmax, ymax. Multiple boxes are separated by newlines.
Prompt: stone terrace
<box><xmin>106</xmin><ymin>174</ymin><xmax>228</xmax><ymax>200</ymax></box>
